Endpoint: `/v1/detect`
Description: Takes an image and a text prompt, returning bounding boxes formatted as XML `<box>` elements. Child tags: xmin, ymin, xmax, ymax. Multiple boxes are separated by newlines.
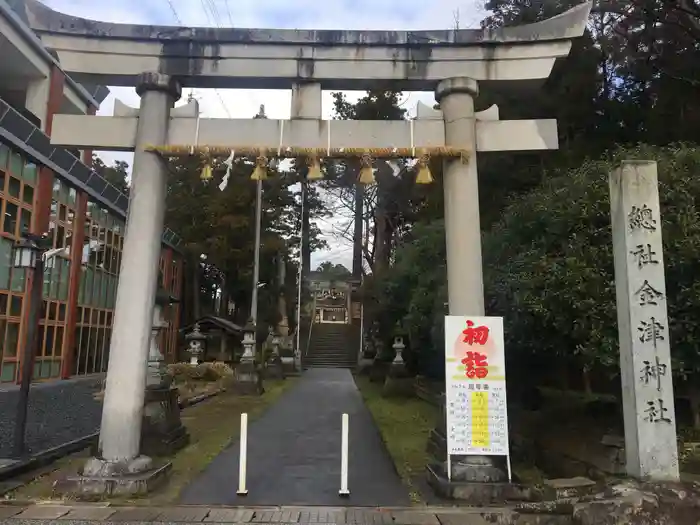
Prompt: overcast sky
<box><xmin>44</xmin><ymin>0</ymin><xmax>484</xmax><ymax>269</ymax></box>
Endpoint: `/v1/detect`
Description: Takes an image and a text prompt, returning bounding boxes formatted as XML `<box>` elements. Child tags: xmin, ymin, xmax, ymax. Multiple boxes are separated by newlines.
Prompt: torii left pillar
<box><xmin>69</xmin><ymin>73</ymin><xmax>181</xmax><ymax>495</ymax></box>
<box><xmin>430</xmin><ymin>77</ymin><xmax>507</xmax><ymax>487</ymax></box>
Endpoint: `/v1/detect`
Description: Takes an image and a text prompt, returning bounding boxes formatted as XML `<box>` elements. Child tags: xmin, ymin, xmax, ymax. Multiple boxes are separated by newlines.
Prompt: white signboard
<box><xmin>445</xmin><ymin>316</ymin><xmax>510</xmax><ymax>459</ymax></box>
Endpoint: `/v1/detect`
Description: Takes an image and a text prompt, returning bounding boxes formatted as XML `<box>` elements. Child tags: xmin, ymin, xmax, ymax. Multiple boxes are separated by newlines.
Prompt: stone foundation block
<box><xmin>426</xmin><ymin>463</ymin><xmax>541</xmax><ymax>505</ymax></box>
<box><xmin>53</xmin><ymin>462</ymin><xmax>171</xmax><ymax>498</ymax></box>
<box><xmin>265</xmin><ymin>357</ymin><xmax>286</xmax><ymax>380</ymax></box>
<box><xmin>233</xmin><ymin>359</ymin><xmax>264</xmax><ymax>395</ymax></box>
<box><xmin>382</xmin><ymin>376</ymin><xmax>415</xmax><ymax>397</ymax></box>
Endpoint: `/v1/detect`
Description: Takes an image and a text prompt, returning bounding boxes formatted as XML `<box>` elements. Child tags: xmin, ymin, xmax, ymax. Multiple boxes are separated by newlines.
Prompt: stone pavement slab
<box><xmin>63</xmin><ymin>507</ymin><xmax>117</xmax><ymax>521</ymax></box>
<box><xmin>155</xmin><ymin>507</ymin><xmax>211</xmax><ymax>522</ymax></box>
<box><xmin>13</xmin><ymin>505</ymin><xmax>72</xmax><ymax>519</ymax></box>
<box><xmin>345</xmin><ymin>509</ymin><xmax>393</xmax><ymax>525</ymax></box>
<box><xmin>204</xmin><ymin>508</ymin><xmax>255</xmax><ymax>522</ymax></box>
<box><xmin>0</xmin><ymin>505</ymin><xmax>576</xmax><ymax>525</ymax></box>
<box><xmin>252</xmin><ymin>510</ymin><xmax>301</xmax><ymax>522</ymax></box>
<box><xmin>435</xmin><ymin>508</ymin><xmax>516</xmax><ymax>525</ymax></box>
<box><xmin>297</xmin><ymin>508</ymin><xmax>344</xmax><ymax>523</ymax></box>
<box><xmin>180</xmin><ymin>368</ymin><xmax>410</xmax><ymax>506</ymax></box>
<box><xmin>391</xmin><ymin>511</ymin><xmax>440</xmax><ymax>525</ymax></box>
<box><xmin>109</xmin><ymin>507</ymin><xmax>163</xmax><ymax>522</ymax></box>
<box><xmin>0</xmin><ymin>505</ymin><xmax>25</xmax><ymax>519</ymax></box>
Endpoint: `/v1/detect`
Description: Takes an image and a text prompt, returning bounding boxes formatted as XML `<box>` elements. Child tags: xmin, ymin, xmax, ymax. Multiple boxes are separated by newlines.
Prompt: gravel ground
<box><xmin>0</xmin><ymin>376</ymin><xmax>104</xmax><ymax>458</ymax></box>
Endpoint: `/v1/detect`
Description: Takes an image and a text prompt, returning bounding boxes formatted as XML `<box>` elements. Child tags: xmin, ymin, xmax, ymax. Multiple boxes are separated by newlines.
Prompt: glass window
<box><xmin>59</xmin><ymin>184</ymin><xmax>69</xmax><ymax>204</ymax></box>
<box><xmin>0</xmin><ymin>144</ymin><xmax>8</xmax><ymax>169</ymax></box>
<box><xmin>4</xmin><ymin>202</ymin><xmax>18</xmax><ymax>235</ymax></box>
<box><xmin>76</xmin><ymin>327</ymin><xmax>89</xmax><ymax>374</ymax></box>
<box><xmin>43</xmin><ymin>263</ymin><xmax>53</xmax><ymax>298</ymax></box>
<box><xmin>59</xmin><ymin>260</ymin><xmax>70</xmax><ymax>301</ymax></box>
<box><xmin>57</xmin><ymin>225</ymin><xmax>65</xmax><ymax>248</ymax></box>
<box><xmin>1</xmin><ymin>362</ymin><xmax>16</xmax><ymax>382</ymax></box>
<box><xmin>48</xmin><ymin>259</ymin><xmax>61</xmax><ymax>298</ymax></box>
<box><xmin>5</xmin><ymin>322</ymin><xmax>19</xmax><ymax>357</ymax></box>
<box><xmin>92</xmin><ymin>271</ymin><xmax>102</xmax><ymax>306</ymax></box>
<box><xmin>0</xmin><ymin>238</ymin><xmax>12</xmax><ymax>289</ymax></box>
<box><xmin>9</xmin><ymin>295</ymin><xmax>21</xmax><ymax>317</ymax></box>
<box><xmin>0</xmin><ymin>318</ymin><xmax>5</xmax><ymax>357</ymax></box>
<box><xmin>10</xmin><ymin>268</ymin><xmax>25</xmax><ymax>292</ymax></box>
<box><xmin>52</xmin><ymin>179</ymin><xmax>61</xmax><ymax>200</ymax></box>
<box><xmin>44</xmin><ymin>326</ymin><xmax>55</xmax><ymax>357</ymax></box>
<box><xmin>9</xmin><ymin>153</ymin><xmax>22</xmax><ymax>176</ymax></box>
<box><xmin>23</xmin><ymin>162</ymin><xmax>37</xmax><ymax>185</ymax></box>
<box><xmin>8</xmin><ymin>177</ymin><xmax>20</xmax><ymax>199</ymax></box>
<box><xmin>19</xmin><ymin>209</ymin><xmax>31</xmax><ymax>238</ymax></box>
<box><xmin>48</xmin><ymin>301</ymin><xmax>57</xmax><ymax>321</ymax></box>
<box><xmin>58</xmin><ymin>302</ymin><xmax>66</xmax><ymax>322</ymax></box>
<box><xmin>22</xmin><ymin>184</ymin><xmax>34</xmax><ymax>205</ymax></box>
<box><xmin>100</xmin><ymin>274</ymin><xmax>109</xmax><ymax>307</ymax></box>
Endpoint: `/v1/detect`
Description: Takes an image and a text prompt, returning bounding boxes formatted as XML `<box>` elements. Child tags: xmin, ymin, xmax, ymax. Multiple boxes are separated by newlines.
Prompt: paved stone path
<box><xmin>0</xmin><ymin>504</ymin><xmax>535</xmax><ymax>525</ymax></box>
<box><xmin>180</xmin><ymin>368</ymin><xmax>411</xmax><ymax>506</ymax></box>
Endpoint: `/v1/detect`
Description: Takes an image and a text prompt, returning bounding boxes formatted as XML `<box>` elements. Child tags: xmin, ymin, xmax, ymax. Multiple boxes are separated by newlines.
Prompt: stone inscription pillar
<box><xmin>90</xmin><ymin>72</ymin><xmax>181</xmax><ymax>471</ymax></box>
<box><xmin>436</xmin><ymin>78</ymin><xmax>485</xmax><ymax>317</ymax></box>
<box><xmin>610</xmin><ymin>160</ymin><xmax>679</xmax><ymax>481</ymax></box>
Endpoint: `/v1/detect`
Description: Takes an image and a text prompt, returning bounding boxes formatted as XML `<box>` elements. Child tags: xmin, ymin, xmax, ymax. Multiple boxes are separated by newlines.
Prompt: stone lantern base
<box><xmin>141</xmin><ymin>385</ymin><xmax>190</xmax><ymax>456</ymax></box>
<box><xmin>266</xmin><ymin>354</ymin><xmax>286</xmax><ymax>380</ymax></box>
<box><xmin>280</xmin><ymin>356</ymin><xmax>300</xmax><ymax>376</ymax></box>
<box><xmin>233</xmin><ymin>358</ymin><xmax>264</xmax><ymax>395</ymax></box>
<box><xmin>382</xmin><ymin>361</ymin><xmax>414</xmax><ymax>398</ymax></box>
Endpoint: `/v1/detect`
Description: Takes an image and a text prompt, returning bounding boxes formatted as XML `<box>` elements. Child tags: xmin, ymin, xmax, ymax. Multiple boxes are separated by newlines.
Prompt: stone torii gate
<box><xmin>23</xmin><ymin>0</ymin><xmax>592</xmax><ymax>492</ymax></box>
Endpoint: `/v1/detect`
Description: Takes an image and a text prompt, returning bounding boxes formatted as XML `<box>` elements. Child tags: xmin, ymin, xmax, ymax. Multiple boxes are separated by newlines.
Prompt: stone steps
<box><xmin>306</xmin><ymin>323</ymin><xmax>358</xmax><ymax>369</ymax></box>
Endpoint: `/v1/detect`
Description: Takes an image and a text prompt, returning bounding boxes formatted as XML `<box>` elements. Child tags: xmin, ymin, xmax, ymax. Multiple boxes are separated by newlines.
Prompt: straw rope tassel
<box><xmin>307</xmin><ymin>155</ymin><xmax>323</xmax><ymax>180</ymax></box>
<box><xmin>414</xmin><ymin>150</ymin><xmax>433</xmax><ymax>184</ymax></box>
<box><xmin>251</xmin><ymin>149</ymin><xmax>269</xmax><ymax>181</ymax></box>
<box><xmin>358</xmin><ymin>152</ymin><xmax>374</xmax><ymax>185</ymax></box>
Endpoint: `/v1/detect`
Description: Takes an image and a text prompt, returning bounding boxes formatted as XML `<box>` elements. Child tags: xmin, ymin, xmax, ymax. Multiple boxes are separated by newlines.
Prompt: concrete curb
<box><xmin>0</xmin><ymin>387</ymin><xmax>225</xmax><ymax>483</ymax></box>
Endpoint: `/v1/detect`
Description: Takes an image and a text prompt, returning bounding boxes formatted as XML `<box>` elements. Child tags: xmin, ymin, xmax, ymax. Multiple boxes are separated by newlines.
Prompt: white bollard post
<box><xmin>237</xmin><ymin>412</ymin><xmax>248</xmax><ymax>495</ymax></box>
<box><xmin>339</xmin><ymin>413</ymin><xmax>350</xmax><ymax>496</ymax></box>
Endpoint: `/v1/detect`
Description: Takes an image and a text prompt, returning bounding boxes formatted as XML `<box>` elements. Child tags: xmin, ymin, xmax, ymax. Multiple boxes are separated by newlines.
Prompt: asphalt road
<box><xmin>180</xmin><ymin>368</ymin><xmax>410</xmax><ymax>506</ymax></box>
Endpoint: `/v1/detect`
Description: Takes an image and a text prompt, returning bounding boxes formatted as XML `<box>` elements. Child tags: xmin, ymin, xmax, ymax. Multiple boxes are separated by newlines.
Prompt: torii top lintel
<box><xmin>24</xmin><ymin>0</ymin><xmax>592</xmax><ymax>91</ymax></box>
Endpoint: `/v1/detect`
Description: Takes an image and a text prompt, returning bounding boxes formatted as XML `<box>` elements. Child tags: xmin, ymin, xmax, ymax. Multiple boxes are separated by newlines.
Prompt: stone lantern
<box><xmin>383</xmin><ymin>321</ymin><xmax>413</xmax><ymax>398</ymax></box>
<box><xmin>185</xmin><ymin>323</ymin><xmax>206</xmax><ymax>365</ymax></box>
<box><xmin>146</xmin><ymin>287</ymin><xmax>177</xmax><ymax>387</ymax></box>
<box><xmin>392</xmin><ymin>330</ymin><xmax>406</xmax><ymax>366</ymax></box>
<box><xmin>141</xmin><ymin>282</ymin><xmax>189</xmax><ymax>455</ymax></box>
<box><xmin>233</xmin><ymin>318</ymin><xmax>264</xmax><ymax>395</ymax></box>
<box><xmin>241</xmin><ymin>320</ymin><xmax>256</xmax><ymax>360</ymax></box>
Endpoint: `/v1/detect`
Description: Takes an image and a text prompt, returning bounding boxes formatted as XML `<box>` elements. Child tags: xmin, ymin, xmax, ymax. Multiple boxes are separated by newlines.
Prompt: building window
<box><xmin>159</xmin><ymin>252</ymin><xmax>182</xmax><ymax>363</ymax></box>
<box><xmin>0</xmin><ymin>143</ymin><xmax>34</xmax><ymax>382</ymax></box>
<box><xmin>73</xmin><ymin>200</ymin><xmax>124</xmax><ymax>376</ymax></box>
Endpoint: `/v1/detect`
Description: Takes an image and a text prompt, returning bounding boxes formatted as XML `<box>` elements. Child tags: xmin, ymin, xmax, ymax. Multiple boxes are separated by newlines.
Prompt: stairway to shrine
<box><xmin>304</xmin><ymin>323</ymin><xmax>359</xmax><ymax>369</ymax></box>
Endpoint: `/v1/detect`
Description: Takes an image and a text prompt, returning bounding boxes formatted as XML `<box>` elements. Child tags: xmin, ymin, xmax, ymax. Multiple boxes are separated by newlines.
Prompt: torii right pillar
<box><xmin>432</xmin><ymin>77</ymin><xmax>509</xmax><ymax>487</ymax></box>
